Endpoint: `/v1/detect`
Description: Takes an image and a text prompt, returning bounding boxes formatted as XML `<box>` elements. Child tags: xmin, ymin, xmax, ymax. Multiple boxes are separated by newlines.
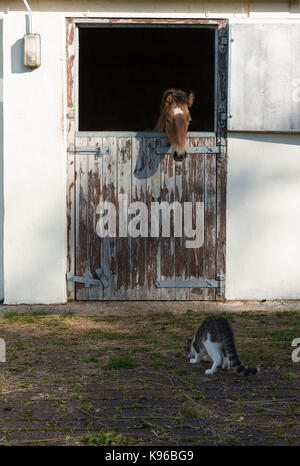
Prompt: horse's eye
<box><xmin>166</xmin><ymin>118</ymin><xmax>173</xmax><ymax>124</ymax></box>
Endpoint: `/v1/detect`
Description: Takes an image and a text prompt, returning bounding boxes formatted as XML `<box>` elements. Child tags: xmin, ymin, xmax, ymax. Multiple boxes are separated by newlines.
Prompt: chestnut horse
<box><xmin>154</xmin><ymin>88</ymin><xmax>194</xmax><ymax>161</ymax></box>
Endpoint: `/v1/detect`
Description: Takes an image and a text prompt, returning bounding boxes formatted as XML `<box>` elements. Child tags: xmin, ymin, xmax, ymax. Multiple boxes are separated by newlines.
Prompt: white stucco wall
<box><xmin>0</xmin><ymin>16</ymin><xmax>3</xmax><ymax>301</ymax></box>
<box><xmin>1</xmin><ymin>0</ymin><xmax>300</xmax><ymax>17</ymax></box>
<box><xmin>3</xmin><ymin>12</ymin><xmax>67</xmax><ymax>304</ymax></box>
<box><xmin>0</xmin><ymin>2</ymin><xmax>299</xmax><ymax>303</ymax></box>
<box><xmin>227</xmin><ymin>133</ymin><xmax>300</xmax><ymax>300</ymax></box>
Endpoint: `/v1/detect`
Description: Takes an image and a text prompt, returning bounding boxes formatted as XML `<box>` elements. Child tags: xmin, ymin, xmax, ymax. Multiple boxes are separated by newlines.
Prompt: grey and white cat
<box><xmin>186</xmin><ymin>316</ymin><xmax>260</xmax><ymax>376</ymax></box>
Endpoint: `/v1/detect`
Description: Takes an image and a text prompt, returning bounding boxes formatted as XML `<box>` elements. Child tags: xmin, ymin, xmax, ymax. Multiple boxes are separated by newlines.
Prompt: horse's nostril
<box><xmin>173</xmin><ymin>152</ymin><xmax>185</xmax><ymax>162</ymax></box>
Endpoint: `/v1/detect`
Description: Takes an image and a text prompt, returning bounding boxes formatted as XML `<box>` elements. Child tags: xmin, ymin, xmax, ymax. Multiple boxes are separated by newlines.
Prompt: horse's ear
<box><xmin>187</xmin><ymin>91</ymin><xmax>195</xmax><ymax>107</ymax></box>
<box><xmin>165</xmin><ymin>93</ymin><xmax>173</xmax><ymax>105</ymax></box>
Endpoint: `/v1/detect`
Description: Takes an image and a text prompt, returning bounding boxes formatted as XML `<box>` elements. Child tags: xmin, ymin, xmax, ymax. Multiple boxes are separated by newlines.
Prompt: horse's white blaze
<box><xmin>174</xmin><ymin>107</ymin><xmax>184</xmax><ymax>115</ymax></box>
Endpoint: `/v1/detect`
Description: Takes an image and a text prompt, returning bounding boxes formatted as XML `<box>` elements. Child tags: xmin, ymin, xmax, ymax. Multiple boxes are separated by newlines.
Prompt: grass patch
<box><xmin>239</xmin><ymin>312</ymin><xmax>253</xmax><ymax>319</ymax></box>
<box><xmin>81</xmin><ymin>330</ymin><xmax>123</xmax><ymax>341</ymax></box>
<box><xmin>275</xmin><ymin>311</ymin><xmax>300</xmax><ymax>318</ymax></box>
<box><xmin>0</xmin><ymin>373</ymin><xmax>6</xmax><ymax>394</ymax></box>
<box><xmin>103</xmin><ymin>356</ymin><xmax>137</xmax><ymax>371</ymax></box>
<box><xmin>234</xmin><ymin>397</ymin><xmax>245</xmax><ymax>408</ymax></box>
<box><xmin>264</xmin><ymin>328</ymin><xmax>297</xmax><ymax>341</ymax></box>
<box><xmin>1</xmin><ymin>309</ymin><xmax>48</xmax><ymax>323</ymax></box>
<box><xmin>149</xmin><ymin>359</ymin><xmax>165</xmax><ymax>369</ymax></box>
<box><xmin>77</xmin><ymin>356</ymin><xmax>99</xmax><ymax>363</ymax></box>
<box><xmin>179</xmin><ymin>401</ymin><xmax>201</xmax><ymax>419</ymax></box>
<box><xmin>81</xmin><ymin>429</ymin><xmax>133</xmax><ymax>445</ymax></box>
<box><xmin>149</xmin><ymin>312</ymin><xmax>164</xmax><ymax>321</ymax></box>
<box><xmin>60</xmin><ymin>311</ymin><xmax>76</xmax><ymax>318</ymax></box>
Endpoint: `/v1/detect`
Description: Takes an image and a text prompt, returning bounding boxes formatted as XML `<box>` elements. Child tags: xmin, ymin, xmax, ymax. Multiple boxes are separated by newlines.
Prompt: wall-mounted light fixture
<box><xmin>23</xmin><ymin>0</ymin><xmax>41</xmax><ymax>69</ymax></box>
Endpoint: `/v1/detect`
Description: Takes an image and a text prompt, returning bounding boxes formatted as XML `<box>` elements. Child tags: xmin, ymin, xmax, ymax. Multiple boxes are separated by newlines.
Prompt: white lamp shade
<box><xmin>24</xmin><ymin>33</ymin><xmax>41</xmax><ymax>69</ymax></box>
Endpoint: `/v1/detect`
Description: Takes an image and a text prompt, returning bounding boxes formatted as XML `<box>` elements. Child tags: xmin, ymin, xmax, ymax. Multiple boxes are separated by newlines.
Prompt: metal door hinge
<box><xmin>218</xmin><ymin>101</ymin><xmax>228</xmax><ymax>131</ymax></box>
<box><xmin>68</xmin><ymin>144</ymin><xmax>110</xmax><ymax>160</ymax></box>
<box><xmin>218</xmin><ymin>29</ymin><xmax>228</xmax><ymax>53</ymax></box>
<box><xmin>155</xmin><ymin>279</ymin><xmax>219</xmax><ymax>288</ymax></box>
<box><xmin>217</xmin><ymin>137</ymin><xmax>227</xmax><ymax>163</ymax></box>
<box><xmin>67</xmin><ymin>269</ymin><xmax>109</xmax><ymax>291</ymax></box>
<box><xmin>66</xmin><ymin>109</ymin><xmax>75</xmax><ymax>120</ymax></box>
<box><xmin>95</xmin><ymin>269</ymin><xmax>109</xmax><ymax>288</ymax></box>
<box><xmin>216</xmin><ymin>272</ymin><xmax>224</xmax><ymax>296</ymax></box>
<box><xmin>156</xmin><ymin>146</ymin><xmax>219</xmax><ymax>155</ymax></box>
<box><xmin>155</xmin><ymin>273</ymin><xmax>224</xmax><ymax>295</ymax></box>
<box><xmin>67</xmin><ymin>272</ymin><xmax>100</xmax><ymax>289</ymax></box>
<box><xmin>219</xmin><ymin>36</ymin><xmax>228</xmax><ymax>46</ymax></box>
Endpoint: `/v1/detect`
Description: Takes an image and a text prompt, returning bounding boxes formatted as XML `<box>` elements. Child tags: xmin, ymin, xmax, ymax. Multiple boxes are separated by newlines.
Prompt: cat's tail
<box><xmin>224</xmin><ymin>335</ymin><xmax>260</xmax><ymax>376</ymax></box>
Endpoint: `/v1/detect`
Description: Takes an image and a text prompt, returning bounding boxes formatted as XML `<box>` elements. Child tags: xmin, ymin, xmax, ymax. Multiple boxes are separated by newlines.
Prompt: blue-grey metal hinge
<box><xmin>155</xmin><ymin>273</ymin><xmax>224</xmax><ymax>295</ymax></box>
<box><xmin>156</xmin><ymin>146</ymin><xmax>219</xmax><ymax>155</ymax></box>
<box><xmin>216</xmin><ymin>272</ymin><xmax>224</xmax><ymax>296</ymax></box>
<box><xmin>155</xmin><ymin>279</ymin><xmax>219</xmax><ymax>288</ymax></box>
<box><xmin>68</xmin><ymin>144</ymin><xmax>110</xmax><ymax>160</ymax></box>
<box><xmin>218</xmin><ymin>102</ymin><xmax>228</xmax><ymax>131</ymax></box>
<box><xmin>67</xmin><ymin>269</ymin><xmax>109</xmax><ymax>290</ymax></box>
<box><xmin>218</xmin><ymin>29</ymin><xmax>228</xmax><ymax>53</ymax></box>
<box><xmin>95</xmin><ymin>268</ymin><xmax>109</xmax><ymax>288</ymax></box>
<box><xmin>67</xmin><ymin>272</ymin><xmax>101</xmax><ymax>289</ymax></box>
<box><xmin>66</xmin><ymin>109</ymin><xmax>75</xmax><ymax>120</ymax></box>
<box><xmin>217</xmin><ymin>137</ymin><xmax>226</xmax><ymax>162</ymax></box>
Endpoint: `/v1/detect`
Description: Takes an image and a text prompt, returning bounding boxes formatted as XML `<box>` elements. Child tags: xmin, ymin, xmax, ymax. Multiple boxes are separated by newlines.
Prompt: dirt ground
<box><xmin>0</xmin><ymin>301</ymin><xmax>300</xmax><ymax>446</ymax></box>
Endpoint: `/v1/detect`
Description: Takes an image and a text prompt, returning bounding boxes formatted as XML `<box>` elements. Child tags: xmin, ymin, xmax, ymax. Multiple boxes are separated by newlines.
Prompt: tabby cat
<box><xmin>186</xmin><ymin>316</ymin><xmax>260</xmax><ymax>376</ymax></box>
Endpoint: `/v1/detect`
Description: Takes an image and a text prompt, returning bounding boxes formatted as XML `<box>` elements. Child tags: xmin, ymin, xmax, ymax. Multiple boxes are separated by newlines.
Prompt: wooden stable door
<box><xmin>71</xmin><ymin>134</ymin><xmax>225</xmax><ymax>300</ymax></box>
<box><xmin>66</xmin><ymin>18</ymin><xmax>228</xmax><ymax>301</ymax></box>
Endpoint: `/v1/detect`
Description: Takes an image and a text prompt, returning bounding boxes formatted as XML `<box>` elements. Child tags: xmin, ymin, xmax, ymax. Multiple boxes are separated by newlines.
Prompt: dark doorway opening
<box><xmin>79</xmin><ymin>26</ymin><xmax>215</xmax><ymax>132</ymax></box>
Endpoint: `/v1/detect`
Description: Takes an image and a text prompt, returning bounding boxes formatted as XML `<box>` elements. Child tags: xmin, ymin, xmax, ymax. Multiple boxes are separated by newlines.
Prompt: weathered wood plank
<box><xmin>67</xmin><ymin>147</ymin><xmax>75</xmax><ymax>300</ymax></box>
<box><xmin>115</xmin><ymin>137</ymin><xmax>132</xmax><ymax>299</ymax></box>
<box><xmin>174</xmin><ymin>149</ymin><xmax>190</xmax><ymax>300</ymax></box>
<box><xmin>146</xmin><ymin>138</ymin><xmax>161</xmax><ymax>300</ymax></box>
<box><xmin>102</xmin><ymin>137</ymin><xmax>118</xmax><ymax>299</ymax></box>
<box><xmin>216</xmin><ymin>138</ymin><xmax>227</xmax><ymax>300</ymax></box>
<box><xmin>159</xmin><ymin>139</ymin><xmax>176</xmax><ymax>300</ymax></box>
<box><xmin>75</xmin><ymin>136</ymin><xmax>89</xmax><ymax>300</ymax></box>
<box><xmin>131</xmin><ymin>137</ymin><xmax>147</xmax><ymax>299</ymax></box>
<box><xmin>203</xmin><ymin>137</ymin><xmax>217</xmax><ymax>300</ymax></box>
<box><xmin>87</xmin><ymin>137</ymin><xmax>103</xmax><ymax>300</ymax></box>
<box><xmin>217</xmin><ymin>23</ymin><xmax>228</xmax><ymax>140</ymax></box>
<box><xmin>189</xmin><ymin>138</ymin><xmax>205</xmax><ymax>300</ymax></box>
<box><xmin>66</xmin><ymin>19</ymin><xmax>76</xmax><ymax>300</ymax></box>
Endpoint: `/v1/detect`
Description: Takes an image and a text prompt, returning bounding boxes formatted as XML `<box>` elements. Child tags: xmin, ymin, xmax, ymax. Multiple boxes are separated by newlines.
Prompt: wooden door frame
<box><xmin>66</xmin><ymin>16</ymin><xmax>228</xmax><ymax>301</ymax></box>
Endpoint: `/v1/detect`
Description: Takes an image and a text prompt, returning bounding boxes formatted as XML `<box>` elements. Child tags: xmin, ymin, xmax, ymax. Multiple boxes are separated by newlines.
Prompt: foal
<box><xmin>154</xmin><ymin>89</ymin><xmax>194</xmax><ymax>161</ymax></box>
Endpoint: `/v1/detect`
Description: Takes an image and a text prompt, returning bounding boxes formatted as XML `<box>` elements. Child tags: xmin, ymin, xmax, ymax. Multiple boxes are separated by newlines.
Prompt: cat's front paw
<box><xmin>205</xmin><ymin>369</ymin><xmax>216</xmax><ymax>375</ymax></box>
<box><xmin>190</xmin><ymin>358</ymin><xmax>198</xmax><ymax>364</ymax></box>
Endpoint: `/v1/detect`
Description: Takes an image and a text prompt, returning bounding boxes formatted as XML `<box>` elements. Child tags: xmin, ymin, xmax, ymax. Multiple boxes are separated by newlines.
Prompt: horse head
<box><xmin>156</xmin><ymin>89</ymin><xmax>195</xmax><ymax>161</ymax></box>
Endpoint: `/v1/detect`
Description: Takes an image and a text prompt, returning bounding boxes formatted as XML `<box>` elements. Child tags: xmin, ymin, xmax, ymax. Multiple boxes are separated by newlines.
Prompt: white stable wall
<box><xmin>0</xmin><ymin>2</ymin><xmax>299</xmax><ymax>303</ymax></box>
<box><xmin>0</xmin><ymin>16</ymin><xmax>3</xmax><ymax>301</ymax></box>
<box><xmin>227</xmin><ymin>133</ymin><xmax>300</xmax><ymax>300</ymax></box>
<box><xmin>3</xmin><ymin>12</ymin><xmax>67</xmax><ymax>304</ymax></box>
<box><xmin>1</xmin><ymin>1</ymin><xmax>300</xmax><ymax>16</ymax></box>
